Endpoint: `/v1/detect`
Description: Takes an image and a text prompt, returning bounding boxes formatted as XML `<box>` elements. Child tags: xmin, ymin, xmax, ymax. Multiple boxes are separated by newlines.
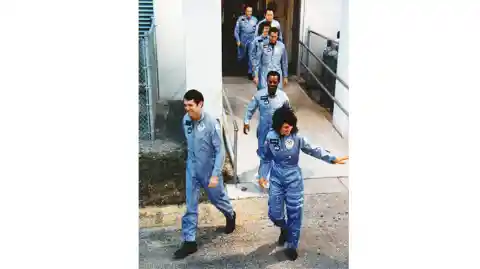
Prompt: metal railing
<box><xmin>222</xmin><ymin>89</ymin><xmax>239</xmax><ymax>186</ymax></box>
<box><xmin>297</xmin><ymin>28</ymin><xmax>349</xmax><ymax>118</ymax></box>
<box><xmin>139</xmin><ymin>21</ymin><xmax>159</xmax><ymax>141</ymax></box>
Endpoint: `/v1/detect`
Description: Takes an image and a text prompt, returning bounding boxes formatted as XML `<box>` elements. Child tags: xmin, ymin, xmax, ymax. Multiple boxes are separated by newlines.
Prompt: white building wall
<box><xmin>299</xmin><ymin>0</ymin><xmax>349</xmax><ymax>138</ymax></box>
<box><xmin>332</xmin><ymin>0</ymin><xmax>349</xmax><ymax>138</ymax></box>
<box><xmin>153</xmin><ymin>0</ymin><xmax>223</xmax><ymax>120</ymax></box>
<box><xmin>153</xmin><ymin>0</ymin><xmax>186</xmax><ymax>101</ymax></box>
<box><xmin>299</xmin><ymin>0</ymin><xmax>342</xmax><ymax>74</ymax></box>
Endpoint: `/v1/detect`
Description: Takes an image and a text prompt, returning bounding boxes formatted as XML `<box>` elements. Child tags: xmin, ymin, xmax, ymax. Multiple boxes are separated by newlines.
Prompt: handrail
<box><xmin>308</xmin><ymin>29</ymin><xmax>339</xmax><ymax>45</ymax></box>
<box><xmin>221</xmin><ymin>89</ymin><xmax>239</xmax><ymax>185</ymax></box>
<box><xmin>299</xmin><ymin>41</ymin><xmax>349</xmax><ymax>90</ymax></box>
<box><xmin>299</xmin><ymin>61</ymin><xmax>349</xmax><ymax>117</ymax></box>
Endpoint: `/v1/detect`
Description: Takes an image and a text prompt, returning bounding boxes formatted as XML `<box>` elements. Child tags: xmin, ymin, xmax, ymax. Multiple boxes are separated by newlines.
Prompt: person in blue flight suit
<box><xmin>174</xmin><ymin>89</ymin><xmax>237</xmax><ymax>259</ymax></box>
<box><xmin>243</xmin><ymin>71</ymin><xmax>290</xmax><ymax>183</ymax></box>
<box><xmin>234</xmin><ymin>5</ymin><xmax>258</xmax><ymax>79</ymax></box>
<box><xmin>258</xmin><ymin>104</ymin><xmax>349</xmax><ymax>261</ymax></box>
<box><xmin>255</xmin><ymin>8</ymin><xmax>283</xmax><ymax>41</ymax></box>
<box><xmin>249</xmin><ymin>21</ymin><xmax>271</xmax><ymax>90</ymax></box>
<box><xmin>254</xmin><ymin>27</ymin><xmax>288</xmax><ymax>91</ymax></box>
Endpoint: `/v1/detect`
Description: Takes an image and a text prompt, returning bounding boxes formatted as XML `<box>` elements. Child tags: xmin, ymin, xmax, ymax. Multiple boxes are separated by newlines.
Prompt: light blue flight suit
<box><xmin>255</xmin><ymin>40</ymin><xmax>288</xmax><ymax>90</ymax></box>
<box><xmin>249</xmin><ymin>34</ymin><xmax>270</xmax><ymax>90</ymax></box>
<box><xmin>259</xmin><ymin>131</ymin><xmax>337</xmax><ymax>249</ymax></box>
<box><xmin>244</xmin><ymin>89</ymin><xmax>289</xmax><ymax>178</ymax></box>
<box><xmin>255</xmin><ymin>19</ymin><xmax>283</xmax><ymax>41</ymax></box>
<box><xmin>181</xmin><ymin>111</ymin><xmax>234</xmax><ymax>242</ymax></box>
<box><xmin>234</xmin><ymin>15</ymin><xmax>258</xmax><ymax>74</ymax></box>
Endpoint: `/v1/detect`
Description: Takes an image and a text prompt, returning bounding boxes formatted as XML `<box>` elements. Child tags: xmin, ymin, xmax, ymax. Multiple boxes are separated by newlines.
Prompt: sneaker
<box><xmin>278</xmin><ymin>228</ymin><xmax>288</xmax><ymax>246</ymax></box>
<box><xmin>224</xmin><ymin>211</ymin><xmax>236</xmax><ymax>234</ymax></box>
<box><xmin>284</xmin><ymin>248</ymin><xmax>299</xmax><ymax>261</ymax></box>
<box><xmin>173</xmin><ymin>241</ymin><xmax>197</xmax><ymax>259</ymax></box>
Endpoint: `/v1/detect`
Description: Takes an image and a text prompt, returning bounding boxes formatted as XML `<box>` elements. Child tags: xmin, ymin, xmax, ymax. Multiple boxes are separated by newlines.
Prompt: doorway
<box><xmin>221</xmin><ymin>0</ymin><xmax>301</xmax><ymax>77</ymax></box>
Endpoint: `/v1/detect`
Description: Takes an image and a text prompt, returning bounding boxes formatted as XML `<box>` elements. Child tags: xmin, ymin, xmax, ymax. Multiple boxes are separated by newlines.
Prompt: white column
<box><xmin>332</xmin><ymin>0</ymin><xmax>349</xmax><ymax>138</ymax></box>
<box><xmin>153</xmin><ymin>0</ymin><xmax>187</xmax><ymax>101</ymax></box>
<box><xmin>183</xmin><ymin>0</ymin><xmax>223</xmax><ymax>120</ymax></box>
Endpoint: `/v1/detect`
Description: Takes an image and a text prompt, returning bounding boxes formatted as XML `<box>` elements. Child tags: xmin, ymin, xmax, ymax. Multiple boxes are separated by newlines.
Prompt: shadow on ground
<box><xmin>140</xmin><ymin>224</ymin><xmax>348</xmax><ymax>269</ymax></box>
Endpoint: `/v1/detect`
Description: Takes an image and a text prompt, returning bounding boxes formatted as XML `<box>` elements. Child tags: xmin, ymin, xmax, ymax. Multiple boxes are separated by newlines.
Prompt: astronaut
<box><xmin>174</xmin><ymin>89</ymin><xmax>236</xmax><ymax>259</ymax></box>
<box><xmin>234</xmin><ymin>5</ymin><xmax>258</xmax><ymax>78</ymax></box>
<box><xmin>258</xmin><ymin>105</ymin><xmax>349</xmax><ymax>261</ymax></box>
<box><xmin>244</xmin><ymin>71</ymin><xmax>290</xmax><ymax>182</ymax></box>
<box><xmin>249</xmin><ymin>21</ymin><xmax>271</xmax><ymax>90</ymax></box>
<box><xmin>254</xmin><ymin>27</ymin><xmax>288</xmax><ymax>91</ymax></box>
<box><xmin>255</xmin><ymin>8</ymin><xmax>283</xmax><ymax>41</ymax></box>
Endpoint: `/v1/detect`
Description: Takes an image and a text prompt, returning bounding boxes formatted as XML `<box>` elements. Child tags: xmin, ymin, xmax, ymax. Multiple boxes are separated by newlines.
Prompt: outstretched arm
<box><xmin>299</xmin><ymin>135</ymin><xmax>336</xmax><ymax>163</ymax></box>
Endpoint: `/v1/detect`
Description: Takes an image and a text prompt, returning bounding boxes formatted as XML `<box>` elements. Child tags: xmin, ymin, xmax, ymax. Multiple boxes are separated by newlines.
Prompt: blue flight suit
<box><xmin>255</xmin><ymin>40</ymin><xmax>288</xmax><ymax>90</ymax></box>
<box><xmin>249</xmin><ymin>34</ymin><xmax>270</xmax><ymax>90</ymax></box>
<box><xmin>255</xmin><ymin>19</ymin><xmax>283</xmax><ymax>41</ymax></box>
<box><xmin>244</xmin><ymin>89</ymin><xmax>289</xmax><ymax>178</ymax></box>
<box><xmin>181</xmin><ymin>111</ymin><xmax>234</xmax><ymax>242</ymax></box>
<box><xmin>259</xmin><ymin>131</ymin><xmax>337</xmax><ymax>249</ymax></box>
<box><xmin>234</xmin><ymin>15</ymin><xmax>258</xmax><ymax>74</ymax></box>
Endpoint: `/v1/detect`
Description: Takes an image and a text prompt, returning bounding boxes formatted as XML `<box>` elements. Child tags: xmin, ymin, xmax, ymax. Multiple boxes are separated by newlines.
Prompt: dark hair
<box><xmin>257</xmin><ymin>21</ymin><xmax>271</xmax><ymax>35</ymax></box>
<box><xmin>272</xmin><ymin>104</ymin><xmax>298</xmax><ymax>135</ymax></box>
<box><xmin>183</xmin><ymin>89</ymin><xmax>204</xmax><ymax>105</ymax></box>
<box><xmin>267</xmin><ymin>70</ymin><xmax>280</xmax><ymax>80</ymax></box>
<box><xmin>268</xmin><ymin>27</ymin><xmax>279</xmax><ymax>35</ymax></box>
<box><xmin>265</xmin><ymin>8</ymin><xmax>274</xmax><ymax>14</ymax></box>
<box><xmin>337</xmin><ymin>31</ymin><xmax>340</xmax><ymax>39</ymax></box>
<box><xmin>244</xmin><ymin>5</ymin><xmax>253</xmax><ymax>11</ymax></box>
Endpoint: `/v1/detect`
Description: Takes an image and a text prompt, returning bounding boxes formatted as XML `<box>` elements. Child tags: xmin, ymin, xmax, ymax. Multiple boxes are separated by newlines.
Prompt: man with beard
<box><xmin>174</xmin><ymin>89</ymin><xmax>236</xmax><ymax>259</ymax></box>
<box><xmin>243</xmin><ymin>71</ymin><xmax>290</xmax><ymax>184</ymax></box>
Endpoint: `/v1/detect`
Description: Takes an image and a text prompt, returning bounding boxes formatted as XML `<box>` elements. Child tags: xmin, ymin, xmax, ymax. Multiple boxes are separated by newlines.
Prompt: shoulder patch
<box><xmin>257</xmin><ymin>39</ymin><xmax>263</xmax><ymax>42</ymax></box>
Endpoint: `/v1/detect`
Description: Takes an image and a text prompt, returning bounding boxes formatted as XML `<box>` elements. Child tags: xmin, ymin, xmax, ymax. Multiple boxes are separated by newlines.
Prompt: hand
<box><xmin>333</xmin><ymin>156</ymin><xmax>349</xmax><ymax>164</ymax></box>
<box><xmin>236</xmin><ymin>41</ymin><xmax>241</xmax><ymax>47</ymax></box>
<box><xmin>258</xmin><ymin>177</ymin><xmax>268</xmax><ymax>189</ymax></box>
<box><xmin>243</xmin><ymin>124</ymin><xmax>250</xmax><ymax>135</ymax></box>
<box><xmin>283</xmin><ymin>77</ymin><xmax>288</xmax><ymax>86</ymax></box>
<box><xmin>253</xmin><ymin>76</ymin><xmax>258</xmax><ymax>85</ymax></box>
<box><xmin>208</xmin><ymin>176</ymin><xmax>219</xmax><ymax>188</ymax></box>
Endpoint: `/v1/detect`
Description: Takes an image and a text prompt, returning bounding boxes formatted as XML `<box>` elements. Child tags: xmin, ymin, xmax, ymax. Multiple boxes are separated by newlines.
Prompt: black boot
<box><xmin>284</xmin><ymin>248</ymin><xmax>299</xmax><ymax>261</ymax></box>
<box><xmin>248</xmin><ymin>73</ymin><xmax>254</xmax><ymax>80</ymax></box>
<box><xmin>278</xmin><ymin>228</ymin><xmax>288</xmax><ymax>246</ymax></box>
<box><xmin>173</xmin><ymin>241</ymin><xmax>197</xmax><ymax>259</ymax></box>
<box><xmin>224</xmin><ymin>211</ymin><xmax>236</xmax><ymax>234</ymax></box>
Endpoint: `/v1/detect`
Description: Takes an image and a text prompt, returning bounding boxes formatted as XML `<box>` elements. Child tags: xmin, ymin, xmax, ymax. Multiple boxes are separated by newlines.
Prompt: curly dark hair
<box><xmin>272</xmin><ymin>103</ymin><xmax>298</xmax><ymax>135</ymax></box>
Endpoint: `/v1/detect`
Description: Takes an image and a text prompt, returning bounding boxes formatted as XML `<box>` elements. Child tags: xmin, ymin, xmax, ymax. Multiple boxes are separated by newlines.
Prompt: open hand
<box><xmin>243</xmin><ymin>124</ymin><xmax>250</xmax><ymax>135</ymax></box>
<box><xmin>258</xmin><ymin>177</ymin><xmax>268</xmax><ymax>189</ymax></box>
<box><xmin>208</xmin><ymin>176</ymin><xmax>219</xmax><ymax>188</ymax></box>
<box><xmin>333</xmin><ymin>156</ymin><xmax>349</xmax><ymax>164</ymax></box>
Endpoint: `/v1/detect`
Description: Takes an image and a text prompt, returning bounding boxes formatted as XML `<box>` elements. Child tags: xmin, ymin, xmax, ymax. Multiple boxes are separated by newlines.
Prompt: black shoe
<box><xmin>173</xmin><ymin>241</ymin><xmax>197</xmax><ymax>259</ymax></box>
<box><xmin>278</xmin><ymin>228</ymin><xmax>288</xmax><ymax>246</ymax></box>
<box><xmin>248</xmin><ymin>73</ymin><xmax>254</xmax><ymax>80</ymax></box>
<box><xmin>224</xmin><ymin>211</ymin><xmax>236</xmax><ymax>234</ymax></box>
<box><xmin>284</xmin><ymin>248</ymin><xmax>298</xmax><ymax>261</ymax></box>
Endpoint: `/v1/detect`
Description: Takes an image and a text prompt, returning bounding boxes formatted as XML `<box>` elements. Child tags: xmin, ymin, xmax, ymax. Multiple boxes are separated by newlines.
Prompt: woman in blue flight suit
<box><xmin>258</xmin><ymin>104</ymin><xmax>349</xmax><ymax>260</ymax></box>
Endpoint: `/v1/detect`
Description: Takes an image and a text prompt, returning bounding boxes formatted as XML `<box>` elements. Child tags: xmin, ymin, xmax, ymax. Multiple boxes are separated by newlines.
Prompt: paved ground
<box><xmin>140</xmin><ymin>191</ymin><xmax>349</xmax><ymax>269</ymax></box>
<box><xmin>222</xmin><ymin>76</ymin><xmax>349</xmax><ymax>199</ymax></box>
<box><xmin>138</xmin><ymin>76</ymin><xmax>350</xmax><ymax>268</ymax></box>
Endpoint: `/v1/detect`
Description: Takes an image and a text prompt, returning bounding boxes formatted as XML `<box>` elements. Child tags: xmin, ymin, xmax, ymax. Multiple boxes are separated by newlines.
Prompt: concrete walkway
<box><xmin>139</xmin><ymin>191</ymin><xmax>349</xmax><ymax>269</ymax></box>
<box><xmin>222</xmin><ymin>76</ymin><xmax>349</xmax><ymax>199</ymax></box>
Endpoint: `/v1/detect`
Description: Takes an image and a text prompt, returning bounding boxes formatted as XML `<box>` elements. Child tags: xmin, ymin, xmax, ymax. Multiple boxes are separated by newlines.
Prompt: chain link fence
<box><xmin>139</xmin><ymin>23</ymin><xmax>158</xmax><ymax>141</ymax></box>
